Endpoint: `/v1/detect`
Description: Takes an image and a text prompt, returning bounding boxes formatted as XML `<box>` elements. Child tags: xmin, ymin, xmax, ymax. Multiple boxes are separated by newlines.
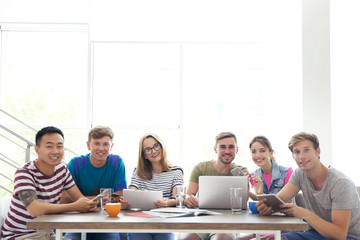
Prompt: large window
<box><xmin>1</xmin><ymin>1</ymin><xmax>303</xmax><ymax>188</ymax></box>
<box><xmin>0</xmin><ymin>24</ymin><xmax>89</xmax><ymax>159</ymax></box>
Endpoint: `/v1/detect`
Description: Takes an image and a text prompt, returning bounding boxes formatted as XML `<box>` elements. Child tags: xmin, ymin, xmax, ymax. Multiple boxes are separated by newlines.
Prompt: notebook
<box><xmin>198</xmin><ymin>176</ymin><xmax>248</xmax><ymax>209</ymax></box>
<box><xmin>123</xmin><ymin>189</ymin><xmax>163</xmax><ymax>210</ymax></box>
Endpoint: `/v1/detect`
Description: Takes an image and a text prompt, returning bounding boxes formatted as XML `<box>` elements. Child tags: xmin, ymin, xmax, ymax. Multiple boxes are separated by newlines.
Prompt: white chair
<box><xmin>0</xmin><ymin>197</ymin><xmax>12</xmax><ymax>235</ymax></box>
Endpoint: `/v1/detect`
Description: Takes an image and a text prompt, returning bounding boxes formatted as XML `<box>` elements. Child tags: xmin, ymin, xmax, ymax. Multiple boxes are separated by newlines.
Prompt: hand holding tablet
<box><xmin>257</xmin><ymin>194</ymin><xmax>285</xmax><ymax>213</ymax></box>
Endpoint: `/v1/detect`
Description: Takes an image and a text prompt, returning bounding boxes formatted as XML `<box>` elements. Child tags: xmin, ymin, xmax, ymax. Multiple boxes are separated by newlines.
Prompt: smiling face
<box><xmin>87</xmin><ymin>136</ymin><xmax>113</xmax><ymax>166</ymax></box>
<box><xmin>250</xmin><ymin>141</ymin><xmax>273</xmax><ymax>169</ymax></box>
<box><xmin>35</xmin><ymin>133</ymin><xmax>64</xmax><ymax>171</ymax></box>
<box><xmin>214</xmin><ymin>137</ymin><xmax>238</xmax><ymax>165</ymax></box>
<box><xmin>142</xmin><ymin>137</ymin><xmax>163</xmax><ymax>165</ymax></box>
<box><xmin>292</xmin><ymin>140</ymin><xmax>320</xmax><ymax>172</ymax></box>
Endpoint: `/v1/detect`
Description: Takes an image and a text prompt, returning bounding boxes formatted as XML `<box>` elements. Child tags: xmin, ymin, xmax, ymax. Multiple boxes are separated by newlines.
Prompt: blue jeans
<box><xmin>127</xmin><ymin>233</ymin><xmax>174</xmax><ymax>240</ymax></box>
<box><xmin>65</xmin><ymin>232</ymin><xmax>120</xmax><ymax>240</ymax></box>
<box><xmin>282</xmin><ymin>229</ymin><xmax>356</xmax><ymax>240</ymax></box>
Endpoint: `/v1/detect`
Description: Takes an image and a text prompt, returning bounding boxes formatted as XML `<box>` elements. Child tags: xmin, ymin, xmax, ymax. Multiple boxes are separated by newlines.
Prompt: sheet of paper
<box><xmin>124</xmin><ymin>212</ymin><xmax>156</xmax><ymax>217</ymax></box>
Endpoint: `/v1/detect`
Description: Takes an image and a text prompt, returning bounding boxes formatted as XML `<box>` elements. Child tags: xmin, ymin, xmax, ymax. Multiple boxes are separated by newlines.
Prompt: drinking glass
<box><xmin>175</xmin><ymin>186</ymin><xmax>186</xmax><ymax>208</ymax></box>
<box><xmin>230</xmin><ymin>188</ymin><xmax>242</xmax><ymax>214</ymax></box>
<box><xmin>100</xmin><ymin>188</ymin><xmax>112</xmax><ymax>210</ymax></box>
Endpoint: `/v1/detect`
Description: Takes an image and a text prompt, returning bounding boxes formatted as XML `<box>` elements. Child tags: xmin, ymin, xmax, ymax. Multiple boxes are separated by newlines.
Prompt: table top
<box><xmin>27</xmin><ymin>209</ymin><xmax>308</xmax><ymax>232</ymax></box>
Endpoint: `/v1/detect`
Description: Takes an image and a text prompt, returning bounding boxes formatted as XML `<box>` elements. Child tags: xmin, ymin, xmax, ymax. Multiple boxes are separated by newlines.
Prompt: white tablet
<box><xmin>257</xmin><ymin>194</ymin><xmax>285</xmax><ymax>212</ymax></box>
<box><xmin>123</xmin><ymin>189</ymin><xmax>163</xmax><ymax>210</ymax></box>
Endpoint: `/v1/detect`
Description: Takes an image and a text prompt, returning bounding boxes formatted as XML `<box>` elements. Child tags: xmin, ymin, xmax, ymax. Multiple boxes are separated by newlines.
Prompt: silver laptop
<box><xmin>198</xmin><ymin>176</ymin><xmax>248</xmax><ymax>209</ymax></box>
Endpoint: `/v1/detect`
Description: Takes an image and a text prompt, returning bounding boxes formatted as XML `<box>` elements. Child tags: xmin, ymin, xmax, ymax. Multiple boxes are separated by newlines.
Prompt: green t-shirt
<box><xmin>189</xmin><ymin>160</ymin><xmax>248</xmax><ymax>183</ymax></box>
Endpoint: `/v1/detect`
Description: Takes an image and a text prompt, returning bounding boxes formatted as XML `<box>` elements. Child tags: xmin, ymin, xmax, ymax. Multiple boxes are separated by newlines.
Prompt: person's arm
<box><xmin>256</xmin><ymin>182</ymin><xmax>299</xmax><ymax>215</ymax></box>
<box><xmin>185</xmin><ymin>181</ymin><xmax>199</xmax><ymax>208</ymax></box>
<box><xmin>20</xmin><ymin>187</ymin><xmax>97</xmax><ymax>217</ymax></box>
<box><xmin>281</xmin><ymin>204</ymin><xmax>351</xmax><ymax>240</ymax></box>
<box><xmin>248</xmin><ymin>191</ymin><xmax>258</xmax><ymax>201</ymax></box>
<box><xmin>283</xmin><ymin>167</ymin><xmax>293</xmax><ymax>186</ymax></box>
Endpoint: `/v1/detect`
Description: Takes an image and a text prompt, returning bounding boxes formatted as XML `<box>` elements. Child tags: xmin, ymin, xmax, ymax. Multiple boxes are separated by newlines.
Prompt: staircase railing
<box><xmin>0</xmin><ymin>123</ymin><xmax>35</xmax><ymax>163</ymax></box>
<box><xmin>0</xmin><ymin>108</ymin><xmax>79</xmax><ymax>195</ymax></box>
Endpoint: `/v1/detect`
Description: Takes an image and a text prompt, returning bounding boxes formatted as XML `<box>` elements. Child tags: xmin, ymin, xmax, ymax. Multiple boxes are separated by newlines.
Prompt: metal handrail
<box><xmin>0</xmin><ymin>109</ymin><xmax>37</xmax><ymax>132</ymax></box>
<box><xmin>0</xmin><ymin>109</ymin><xmax>80</xmax><ymax>194</ymax></box>
<box><xmin>0</xmin><ymin>124</ymin><xmax>34</xmax><ymax>146</ymax></box>
<box><xmin>0</xmin><ymin>123</ymin><xmax>34</xmax><ymax>163</ymax></box>
<box><xmin>0</xmin><ymin>108</ymin><xmax>79</xmax><ymax>159</ymax></box>
<box><xmin>0</xmin><ymin>172</ymin><xmax>14</xmax><ymax>182</ymax></box>
<box><xmin>0</xmin><ymin>185</ymin><xmax>13</xmax><ymax>194</ymax></box>
<box><xmin>0</xmin><ymin>154</ymin><xmax>21</xmax><ymax>168</ymax></box>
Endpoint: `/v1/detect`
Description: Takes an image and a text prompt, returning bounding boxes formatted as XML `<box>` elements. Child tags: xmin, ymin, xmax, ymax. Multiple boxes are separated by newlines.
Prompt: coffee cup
<box><xmin>249</xmin><ymin>201</ymin><xmax>259</xmax><ymax>214</ymax></box>
<box><xmin>105</xmin><ymin>203</ymin><xmax>121</xmax><ymax>217</ymax></box>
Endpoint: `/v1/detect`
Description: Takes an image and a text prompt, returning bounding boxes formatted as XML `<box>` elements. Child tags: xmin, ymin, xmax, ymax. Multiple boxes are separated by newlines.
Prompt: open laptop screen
<box><xmin>198</xmin><ymin>176</ymin><xmax>248</xmax><ymax>209</ymax></box>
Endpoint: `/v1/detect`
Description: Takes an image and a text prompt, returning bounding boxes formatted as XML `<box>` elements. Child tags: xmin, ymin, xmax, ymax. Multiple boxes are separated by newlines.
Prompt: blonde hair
<box><xmin>215</xmin><ymin>132</ymin><xmax>237</xmax><ymax>145</ymax></box>
<box><xmin>288</xmin><ymin>132</ymin><xmax>320</xmax><ymax>152</ymax></box>
<box><xmin>88</xmin><ymin>126</ymin><xmax>114</xmax><ymax>142</ymax></box>
<box><xmin>136</xmin><ymin>133</ymin><xmax>172</xmax><ymax>180</ymax></box>
<box><xmin>249</xmin><ymin>135</ymin><xmax>276</xmax><ymax>162</ymax></box>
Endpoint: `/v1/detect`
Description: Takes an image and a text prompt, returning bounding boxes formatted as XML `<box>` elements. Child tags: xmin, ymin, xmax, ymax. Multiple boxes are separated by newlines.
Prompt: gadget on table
<box><xmin>112</xmin><ymin>193</ymin><xmax>120</xmax><ymax>198</ymax></box>
<box><xmin>257</xmin><ymin>194</ymin><xmax>285</xmax><ymax>212</ymax></box>
<box><xmin>198</xmin><ymin>176</ymin><xmax>248</xmax><ymax>209</ymax></box>
<box><xmin>231</xmin><ymin>167</ymin><xmax>244</xmax><ymax>176</ymax></box>
<box><xmin>123</xmin><ymin>189</ymin><xmax>162</xmax><ymax>210</ymax></box>
<box><xmin>92</xmin><ymin>194</ymin><xmax>104</xmax><ymax>202</ymax></box>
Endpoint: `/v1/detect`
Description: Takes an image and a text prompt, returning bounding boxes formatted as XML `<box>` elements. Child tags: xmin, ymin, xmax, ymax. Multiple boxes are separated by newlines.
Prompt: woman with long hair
<box><xmin>122</xmin><ymin>133</ymin><xmax>183</xmax><ymax>240</ymax></box>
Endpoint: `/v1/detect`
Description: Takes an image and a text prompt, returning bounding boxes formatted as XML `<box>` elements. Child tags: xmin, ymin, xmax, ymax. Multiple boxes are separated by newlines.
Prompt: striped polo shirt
<box><xmin>1</xmin><ymin>160</ymin><xmax>75</xmax><ymax>240</ymax></box>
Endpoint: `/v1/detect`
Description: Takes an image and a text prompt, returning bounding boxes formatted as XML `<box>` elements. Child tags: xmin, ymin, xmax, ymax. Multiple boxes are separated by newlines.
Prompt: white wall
<box><xmin>302</xmin><ymin>0</ymin><xmax>332</xmax><ymax>167</ymax></box>
<box><xmin>0</xmin><ymin>0</ymin><xmax>89</xmax><ymax>23</ymax></box>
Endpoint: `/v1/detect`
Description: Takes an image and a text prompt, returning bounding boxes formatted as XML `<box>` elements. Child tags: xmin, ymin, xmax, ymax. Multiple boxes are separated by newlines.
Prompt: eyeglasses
<box><xmin>143</xmin><ymin>142</ymin><xmax>162</xmax><ymax>155</ymax></box>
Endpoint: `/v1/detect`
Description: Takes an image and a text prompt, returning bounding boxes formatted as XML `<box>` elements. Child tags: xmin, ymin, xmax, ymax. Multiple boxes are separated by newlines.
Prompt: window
<box><xmin>0</xmin><ymin>24</ymin><xmax>89</xmax><ymax>157</ymax></box>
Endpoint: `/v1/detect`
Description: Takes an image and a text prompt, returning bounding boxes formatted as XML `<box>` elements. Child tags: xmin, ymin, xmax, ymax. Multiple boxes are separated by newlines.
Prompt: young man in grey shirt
<box><xmin>256</xmin><ymin>132</ymin><xmax>360</xmax><ymax>240</ymax></box>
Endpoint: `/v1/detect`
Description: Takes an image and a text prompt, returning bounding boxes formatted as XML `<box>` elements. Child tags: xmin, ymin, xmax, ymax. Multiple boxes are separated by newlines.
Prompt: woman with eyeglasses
<box><xmin>121</xmin><ymin>133</ymin><xmax>183</xmax><ymax>240</ymax></box>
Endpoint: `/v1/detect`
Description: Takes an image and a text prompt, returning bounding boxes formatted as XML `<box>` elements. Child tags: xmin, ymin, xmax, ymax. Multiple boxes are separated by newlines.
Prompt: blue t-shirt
<box><xmin>67</xmin><ymin>153</ymin><xmax>127</xmax><ymax>196</ymax></box>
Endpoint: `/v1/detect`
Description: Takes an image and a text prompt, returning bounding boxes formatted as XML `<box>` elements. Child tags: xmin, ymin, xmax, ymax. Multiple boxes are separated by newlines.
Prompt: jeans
<box><xmin>127</xmin><ymin>233</ymin><xmax>174</xmax><ymax>240</ymax></box>
<box><xmin>64</xmin><ymin>232</ymin><xmax>120</xmax><ymax>240</ymax></box>
<box><xmin>282</xmin><ymin>229</ymin><xmax>356</xmax><ymax>240</ymax></box>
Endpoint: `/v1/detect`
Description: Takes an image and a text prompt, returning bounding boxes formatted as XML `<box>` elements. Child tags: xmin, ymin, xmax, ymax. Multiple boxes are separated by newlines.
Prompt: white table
<box><xmin>27</xmin><ymin>209</ymin><xmax>308</xmax><ymax>240</ymax></box>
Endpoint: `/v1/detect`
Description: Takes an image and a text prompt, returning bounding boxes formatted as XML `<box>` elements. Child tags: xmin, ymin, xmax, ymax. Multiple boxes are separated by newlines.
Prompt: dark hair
<box><xmin>35</xmin><ymin>126</ymin><xmax>64</xmax><ymax>146</ymax></box>
<box><xmin>249</xmin><ymin>135</ymin><xmax>276</xmax><ymax>162</ymax></box>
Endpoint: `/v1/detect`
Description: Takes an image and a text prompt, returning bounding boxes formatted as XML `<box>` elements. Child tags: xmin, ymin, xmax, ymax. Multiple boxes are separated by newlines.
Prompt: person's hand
<box><xmin>119</xmin><ymin>196</ymin><xmax>130</xmax><ymax>210</ymax></box>
<box><xmin>74</xmin><ymin>197</ymin><xmax>98</xmax><ymax>212</ymax></box>
<box><xmin>155</xmin><ymin>198</ymin><xmax>170</xmax><ymax>208</ymax></box>
<box><xmin>252</xmin><ymin>174</ymin><xmax>264</xmax><ymax>195</ymax></box>
<box><xmin>255</xmin><ymin>198</ymin><xmax>272</xmax><ymax>215</ymax></box>
<box><xmin>185</xmin><ymin>194</ymin><xmax>199</xmax><ymax>208</ymax></box>
<box><xmin>280</xmin><ymin>203</ymin><xmax>308</xmax><ymax>218</ymax></box>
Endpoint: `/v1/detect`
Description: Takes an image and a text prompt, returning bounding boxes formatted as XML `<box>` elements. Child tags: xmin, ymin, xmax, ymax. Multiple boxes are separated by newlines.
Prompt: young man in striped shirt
<box><xmin>1</xmin><ymin>126</ymin><xmax>97</xmax><ymax>240</ymax></box>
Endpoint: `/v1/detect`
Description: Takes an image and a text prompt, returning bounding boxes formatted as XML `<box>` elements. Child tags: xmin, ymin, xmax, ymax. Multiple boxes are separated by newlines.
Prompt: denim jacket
<box><xmin>251</xmin><ymin>160</ymin><xmax>289</xmax><ymax>194</ymax></box>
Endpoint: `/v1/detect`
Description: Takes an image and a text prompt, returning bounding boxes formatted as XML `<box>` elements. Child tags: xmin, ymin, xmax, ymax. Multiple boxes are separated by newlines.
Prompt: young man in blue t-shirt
<box><xmin>61</xmin><ymin>126</ymin><xmax>127</xmax><ymax>240</ymax></box>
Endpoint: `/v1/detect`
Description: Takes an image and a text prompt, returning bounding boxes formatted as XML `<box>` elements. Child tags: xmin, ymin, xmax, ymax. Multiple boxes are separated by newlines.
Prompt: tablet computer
<box><xmin>123</xmin><ymin>189</ymin><xmax>163</xmax><ymax>210</ymax></box>
<box><xmin>257</xmin><ymin>194</ymin><xmax>285</xmax><ymax>212</ymax></box>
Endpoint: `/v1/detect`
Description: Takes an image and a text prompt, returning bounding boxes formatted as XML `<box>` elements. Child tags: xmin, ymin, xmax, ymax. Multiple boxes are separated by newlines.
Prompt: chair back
<box><xmin>0</xmin><ymin>197</ymin><xmax>11</xmax><ymax>235</ymax></box>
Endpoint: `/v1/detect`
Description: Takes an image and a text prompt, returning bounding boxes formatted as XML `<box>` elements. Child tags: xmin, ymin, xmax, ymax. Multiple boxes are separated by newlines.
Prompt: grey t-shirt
<box><xmin>290</xmin><ymin>167</ymin><xmax>360</xmax><ymax>239</ymax></box>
